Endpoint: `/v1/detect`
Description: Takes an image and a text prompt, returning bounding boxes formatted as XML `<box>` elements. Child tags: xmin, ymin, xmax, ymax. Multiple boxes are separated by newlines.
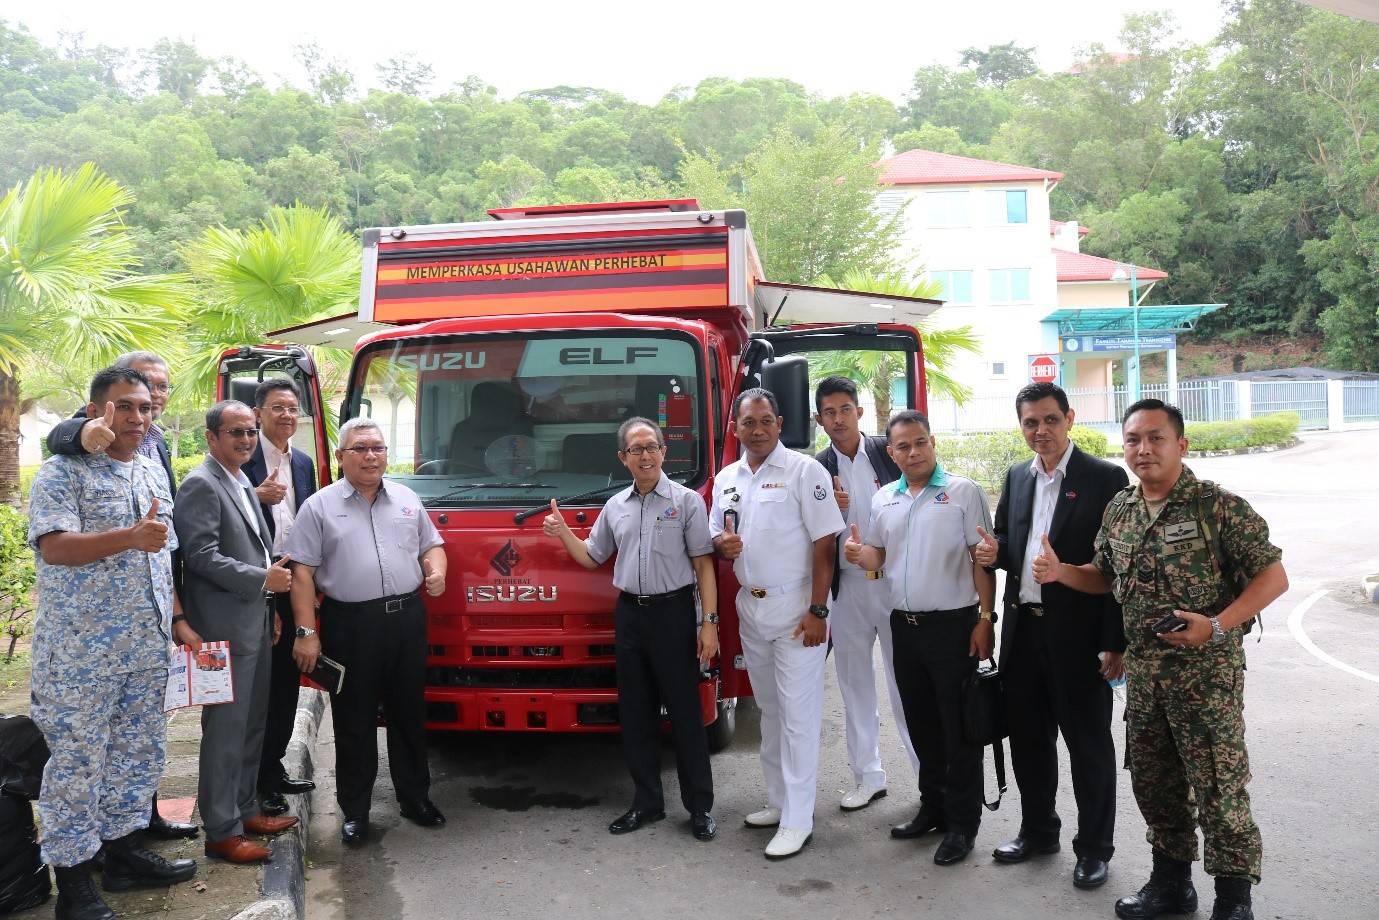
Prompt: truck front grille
<box><xmin>425</xmin><ymin>665</ymin><xmax>617</xmax><ymax>689</ymax></box>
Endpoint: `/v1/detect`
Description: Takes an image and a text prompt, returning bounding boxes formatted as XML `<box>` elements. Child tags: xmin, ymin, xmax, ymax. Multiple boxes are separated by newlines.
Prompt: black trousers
<box><xmin>257</xmin><ymin>592</ymin><xmax>301</xmax><ymax>795</ymax></box>
<box><xmin>615</xmin><ymin>589</ymin><xmax>713</xmax><ymax>815</ymax></box>
<box><xmin>1003</xmin><ymin>607</ymin><xmax>1117</xmax><ymax>860</ymax></box>
<box><xmin>891</xmin><ymin>606</ymin><xmax>983</xmax><ymax>837</ymax></box>
<box><xmin>320</xmin><ymin>592</ymin><xmax>430</xmax><ymax>819</ymax></box>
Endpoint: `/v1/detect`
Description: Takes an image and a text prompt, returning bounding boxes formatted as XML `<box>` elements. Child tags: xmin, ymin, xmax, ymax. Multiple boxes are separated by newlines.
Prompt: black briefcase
<box><xmin>961</xmin><ymin>659</ymin><xmax>1008</xmax><ymax>811</ymax></box>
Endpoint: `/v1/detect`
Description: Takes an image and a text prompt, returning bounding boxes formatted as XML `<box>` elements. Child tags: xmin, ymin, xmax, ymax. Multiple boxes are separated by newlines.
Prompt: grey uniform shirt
<box><xmin>584</xmin><ymin>473</ymin><xmax>713</xmax><ymax>595</ymax></box>
<box><xmin>285</xmin><ymin>478</ymin><xmax>443</xmax><ymax>603</ymax></box>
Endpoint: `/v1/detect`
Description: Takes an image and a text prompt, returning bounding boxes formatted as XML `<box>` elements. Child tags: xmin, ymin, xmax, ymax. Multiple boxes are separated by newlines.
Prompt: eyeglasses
<box><xmin>266</xmin><ymin>404</ymin><xmax>300</xmax><ymax>416</ymax></box>
<box><xmin>343</xmin><ymin>445</ymin><xmax>388</xmax><ymax>456</ymax></box>
<box><xmin>218</xmin><ymin>428</ymin><xmax>259</xmax><ymax>439</ymax></box>
<box><xmin>149</xmin><ymin>383</ymin><xmax>173</xmax><ymax>395</ymax></box>
<box><xmin>622</xmin><ymin>444</ymin><xmax>664</xmax><ymax>457</ymax></box>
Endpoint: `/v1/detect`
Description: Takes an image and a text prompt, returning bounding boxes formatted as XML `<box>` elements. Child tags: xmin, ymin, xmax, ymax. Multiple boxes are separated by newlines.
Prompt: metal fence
<box><xmin>1343</xmin><ymin>379</ymin><xmax>1379</xmax><ymax>423</ymax></box>
<box><xmin>1249</xmin><ymin>380</ymin><xmax>1329</xmax><ymax>429</ymax></box>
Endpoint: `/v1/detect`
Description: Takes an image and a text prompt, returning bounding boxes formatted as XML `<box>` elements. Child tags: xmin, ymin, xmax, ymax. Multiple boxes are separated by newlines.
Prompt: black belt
<box><xmin>1019</xmin><ymin>602</ymin><xmax>1045</xmax><ymax>618</ymax></box>
<box><xmin>620</xmin><ymin>584</ymin><xmax>695</xmax><ymax>607</ymax></box>
<box><xmin>893</xmin><ymin>604</ymin><xmax>978</xmax><ymax>627</ymax></box>
<box><xmin>323</xmin><ymin>589</ymin><xmax>420</xmax><ymax>614</ymax></box>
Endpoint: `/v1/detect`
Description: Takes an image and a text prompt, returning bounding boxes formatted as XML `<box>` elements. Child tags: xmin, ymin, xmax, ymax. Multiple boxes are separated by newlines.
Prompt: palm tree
<box><xmin>810</xmin><ymin>269</ymin><xmax>982</xmax><ymax>421</ymax></box>
<box><xmin>179</xmin><ymin>205</ymin><xmax>360</xmax><ymax>408</ymax></box>
<box><xmin>0</xmin><ymin>164</ymin><xmax>187</xmax><ymax>504</ymax></box>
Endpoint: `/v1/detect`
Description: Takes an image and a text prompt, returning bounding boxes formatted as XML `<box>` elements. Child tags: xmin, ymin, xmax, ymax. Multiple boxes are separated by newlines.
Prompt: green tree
<box><xmin>959</xmin><ymin>42</ymin><xmax>1038</xmax><ymax>87</ymax></box>
<box><xmin>0</xmin><ymin>163</ymin><xmax>186</xmax><ymax>503</ymax></box>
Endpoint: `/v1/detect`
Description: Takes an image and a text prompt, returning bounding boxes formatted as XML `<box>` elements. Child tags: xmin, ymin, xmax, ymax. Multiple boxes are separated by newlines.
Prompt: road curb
<box><xmin>231</xmin><ymin>688</ymin><xmax>327</xmax><ymax>920</ymax></box>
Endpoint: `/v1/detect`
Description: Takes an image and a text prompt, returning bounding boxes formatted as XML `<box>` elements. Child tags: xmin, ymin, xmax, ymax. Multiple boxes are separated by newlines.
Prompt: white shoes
<box><xmin>764</xmin><ymin>827</ymin><xmax>813</xmax><ymax>859</ymax></box>
<box><xmin>743</xmin><ymin>806</ymin><xmax>781</xmax><ymax>828</ymax></box>
<box><xmin>840</xmin><ymin>781</ymin><xmax>888</xmax><ymax>811</ymax></box>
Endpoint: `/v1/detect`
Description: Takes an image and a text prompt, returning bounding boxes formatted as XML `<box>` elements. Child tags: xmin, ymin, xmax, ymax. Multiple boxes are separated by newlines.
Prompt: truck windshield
<box><xmin>350</xmin><ymin>332</ymin><xmax>704</xmax><ymax>506</ymax></box>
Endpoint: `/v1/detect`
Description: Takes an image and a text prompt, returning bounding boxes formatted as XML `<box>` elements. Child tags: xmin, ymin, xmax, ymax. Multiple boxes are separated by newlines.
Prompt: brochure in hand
<box><xmin>164</xmin><ymin>641</ymin><xmax>235</xmax><ymax>712</ymax></box>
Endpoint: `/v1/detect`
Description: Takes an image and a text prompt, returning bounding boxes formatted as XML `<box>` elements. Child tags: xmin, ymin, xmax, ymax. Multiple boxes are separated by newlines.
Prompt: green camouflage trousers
<box><xmin>1125</xmin><ymin>656</ymin><xmax>1262</xmax><ymax>881</ymax></box>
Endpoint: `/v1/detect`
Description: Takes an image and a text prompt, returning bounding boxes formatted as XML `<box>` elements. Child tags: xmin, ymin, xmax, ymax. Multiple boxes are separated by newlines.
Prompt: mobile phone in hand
<box><xmin>1152</xmin><ymin>613</ymin><xmax>1189</xmax><ymax>634</ymax></box>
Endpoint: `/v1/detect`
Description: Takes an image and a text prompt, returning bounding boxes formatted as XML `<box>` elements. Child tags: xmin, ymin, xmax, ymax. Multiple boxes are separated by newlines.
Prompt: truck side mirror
<box><xmin>759</xmin><ymin>355</ymin><xmax>811</xmax><ymax>449</ymax></box>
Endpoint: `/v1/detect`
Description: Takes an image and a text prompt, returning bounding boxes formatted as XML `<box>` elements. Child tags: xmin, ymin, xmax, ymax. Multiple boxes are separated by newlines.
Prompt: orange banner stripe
<box><xmin>374</xmin><ymin>286</ymin><xmax>725</xmax><ymax>321</ymax></box>
<box><xmin>377</xmin><ymin>250</ymin><xmax>726</xmax><ymax>283</ymax></box>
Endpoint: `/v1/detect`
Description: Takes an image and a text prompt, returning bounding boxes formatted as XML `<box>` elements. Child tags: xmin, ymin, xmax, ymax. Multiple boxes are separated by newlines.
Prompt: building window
<box><xmin>988</xmin><ymin>268</ymin><xmax>1031</xmax><ymax>302</ymax></box>
<box><xmin>924</xmin><ymin>190</ymin><xmax>971</xmax><ymax>227</ymax></box>
<box><xmin>929</xmin><ymin>270</ymin><xmax>974</xmax><ymax>304</ymax></box>
<box><xmin>991</xmin><ymin>361</ymin><xmax>1007</xmax><ymax>377</ymax></box>
<box><xmin>985</xmin><ymin>189</ymin><xmax>1028</xmax><ymax>225</ymax></box>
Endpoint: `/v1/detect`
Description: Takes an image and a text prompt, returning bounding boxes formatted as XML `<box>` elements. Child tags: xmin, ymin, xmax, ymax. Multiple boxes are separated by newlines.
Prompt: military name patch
<box><xmin>1163</xmin><ymin>538</ymin><xmax>1205</xmax><ymax>555</ymax></box>
<box><xmin>1163</xmin><ymin>520</ymin><xmax>1199</xmax><ymax>542</ymax></box>
<box><xmin>1108</xmin><ymin>538</ymin><xmax>1133</xmax><ymax>555</ymax></box>
<box><xmin>760</xmin><ymin>482</ymin><xmax>787</xmax><ymax>490</ymax></box>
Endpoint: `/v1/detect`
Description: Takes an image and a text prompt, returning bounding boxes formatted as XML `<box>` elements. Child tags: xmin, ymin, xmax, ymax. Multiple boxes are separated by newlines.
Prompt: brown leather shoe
<box><xmin>204</xmin><ymin>835</ymin><xmax>271</xmax><ymax>863</ymax></box>
<box><xmin>243</xmin><ymin>814</ymin><xmax>299</xmax><ymax>835</ymax></box>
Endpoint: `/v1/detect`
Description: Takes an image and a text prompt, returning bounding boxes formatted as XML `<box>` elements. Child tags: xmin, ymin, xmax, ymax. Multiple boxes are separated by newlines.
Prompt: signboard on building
<box><xmin>1028</xmin><ymin>353</ymin><xmax>1058</xmax><ymax>382</ymax></box>
<box><xmin>1061</xmin><ymin>334</ymin><xmax>1176</xmax><ymax>353</ymax></box>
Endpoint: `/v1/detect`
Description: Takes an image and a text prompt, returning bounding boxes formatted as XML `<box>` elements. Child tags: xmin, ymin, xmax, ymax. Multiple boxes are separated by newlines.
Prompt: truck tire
<box><xmin>705</xmin><ymin>698</ymin><xmax>736</xmax><ymax>753</ymax></box>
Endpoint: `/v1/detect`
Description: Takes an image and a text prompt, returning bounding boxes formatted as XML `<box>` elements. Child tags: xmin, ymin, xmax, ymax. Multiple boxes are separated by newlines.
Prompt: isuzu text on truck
<box><xmin>220</xmin><ymin>199</ymin><xmax>938</xmax><ymax>750</ymax></box>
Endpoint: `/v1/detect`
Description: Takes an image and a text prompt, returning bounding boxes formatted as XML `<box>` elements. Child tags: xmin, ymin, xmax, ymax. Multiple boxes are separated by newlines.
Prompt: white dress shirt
<box><xmin>259</xmin><ymin>437</ymin><xmax>297</xmax><ymax>556</ymax></box>
<box><xmin>1018</xmin><ymin>439</ymin><xmax>1075</xmax><ymax>604</ymax></box>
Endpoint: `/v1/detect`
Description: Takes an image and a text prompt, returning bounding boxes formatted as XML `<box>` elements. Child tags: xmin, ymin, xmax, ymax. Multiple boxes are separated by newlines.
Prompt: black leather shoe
<box><xmin>992</xmin><ymin>835</ymin><xmax>1061</xmax><ymax>864</ymax></box>
<box><xmin>260</xmin><ymin>792</ymin><xmax>289</xmax><ymax>817</ymax></box>
<box><xmin>145</xmin><ymin>812</ymin><xmax>199</xmax><ymax>841</ymax></box>
<box><xmin>1115</xmin><ymin>878</ymin><xmax>1198</xmax><ymax>919</ymax></box>
<box><xmin>607</xmin><ymin>808</ymin><xmax>666</xmax><ymax>835</ymax></box>
<box><xmin>690</xmin><ymin>812</ymin><xmax>716</xmax><ymax>841</ymax></box>
<box><xmin>399</xmin><ymin>799</ymin><xmax>446</xmax><ymax>827</ymax></box>
<box><xmin>934</xmin><ymin>831</ymin><xmax>976</xmax><ymax>866</ymax></box>
<box><xmin>890</xmin><ymin>809</ymin><xmax>946</xmax><ymax>840</ymax></box>
<box><xmin>280</xmin><ymin>777</ymin><xmax>316</xmax><ymax>794</ymax></box>
<box><xmin>1209</xmin><ymin>903</ymin><xmax>1253</xmax><ymax>920</ymax></box>
<box><xmin>341</xmin><ymin>817</ymin><xmax>369</xmax><ymax>847</ymax></box>
<box><xmin>101</xmin><ymin>833</ymin><xmax>197</xmax><ymax>891</ymax></box>
<box><xmin>1073</xmin><ymin>856</ymin><xmax>1110</xmax><ymax>889</ymax></box>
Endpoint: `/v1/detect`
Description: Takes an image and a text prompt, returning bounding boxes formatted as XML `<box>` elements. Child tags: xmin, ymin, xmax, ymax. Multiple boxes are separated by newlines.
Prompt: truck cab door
<box><xmin>215</xmin><ymin>345</ymin><xmax>331</xmax><ymax>487</ymax></box>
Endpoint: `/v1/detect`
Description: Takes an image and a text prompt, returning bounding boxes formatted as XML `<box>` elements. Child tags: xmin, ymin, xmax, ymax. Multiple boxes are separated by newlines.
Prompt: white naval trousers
<box><xmin>831</xmin><ymin>571</ymin><xmax>919</xmax><ymax>786</ymax></box>
<box><xmin>737</xmin><ymin>585</ymin><xmax>827</xmax><ymax>833</ymax></box>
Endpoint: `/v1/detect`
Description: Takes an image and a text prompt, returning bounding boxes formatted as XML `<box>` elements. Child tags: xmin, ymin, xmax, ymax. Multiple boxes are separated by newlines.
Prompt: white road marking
<box><xmin>1286</xmin><ymin>589</ymin><xmax>1379</xmax><ymax>684</ymax></box>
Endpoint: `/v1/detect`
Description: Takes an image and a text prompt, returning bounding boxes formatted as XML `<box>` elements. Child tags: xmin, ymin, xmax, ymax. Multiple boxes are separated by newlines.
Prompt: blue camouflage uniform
<box><xmin>26</xmin><ymin>451</ymin><xmax>177</xmax><ymax>867</ymax></box>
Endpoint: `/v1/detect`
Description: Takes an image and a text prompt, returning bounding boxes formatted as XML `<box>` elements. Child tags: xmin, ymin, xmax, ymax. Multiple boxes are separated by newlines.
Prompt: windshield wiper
<box><xmin>514</xmin><ymin>479</ymin><xmax>629</xmax><ymax>524</ymax></box>
<box><xmin>422</xmin><ymin>482</ymin><xmax>554</xmax><ymax>507</ymax></box>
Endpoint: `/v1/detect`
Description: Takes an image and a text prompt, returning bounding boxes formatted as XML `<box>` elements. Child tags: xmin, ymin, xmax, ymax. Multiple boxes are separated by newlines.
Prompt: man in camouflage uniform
<box><xmin>28</xmin><ymin>366</ymin><xmax>198</xmax><ymax>920</ymax></box>
<box><xmin>1033</xmin><ymin>399</ymin><xmax>1288</xmax><ymax>920</ymax></box>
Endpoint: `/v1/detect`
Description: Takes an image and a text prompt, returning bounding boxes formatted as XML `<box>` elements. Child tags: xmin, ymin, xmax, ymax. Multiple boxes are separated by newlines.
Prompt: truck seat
<box><xmin>560</xmin><ymin>433</ymin><xmax>628</xmax><ymax>479</ymax></box>
<box><xmin>449</xmin><ymin>382</ymin><xmax>534</xmax><ymax>470</ymax></box>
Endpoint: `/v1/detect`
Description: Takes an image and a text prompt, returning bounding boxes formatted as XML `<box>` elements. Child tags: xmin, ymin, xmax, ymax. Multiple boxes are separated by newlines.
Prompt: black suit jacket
<box><xmin>242</xmin><ymin>441</ymin><xmax>318</xmax><ymax>541</ymax></box>
<box><xmin>992</xmin><ymin>444</ymin><xmax>1129</xmax><ymax>672</ymax></box>
<box><xmin>815</xmin><ymin>435</ymin><xmax>902</xmax><ymax>600</ymax></box>
<box><xmin>47</xmin><ymin>409</ymin><xmax>176</xmax><ymax>497</ymax></box>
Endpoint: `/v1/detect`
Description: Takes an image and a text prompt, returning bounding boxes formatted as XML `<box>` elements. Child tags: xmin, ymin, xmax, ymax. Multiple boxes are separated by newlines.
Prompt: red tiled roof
<box><xmin>1049</xmin><ymin>219</ymin><xmax>1089</xmax><ymax>237</ymax></box>
<box><xmin>879</xmin><ymin>149</ymin><xmax>1063</xmax><ymax>186</ymax></box>
<box><xmin>1056</xmin><ymin>250</ymin><xmax>1167</xmax><ymax>282</ymax></box>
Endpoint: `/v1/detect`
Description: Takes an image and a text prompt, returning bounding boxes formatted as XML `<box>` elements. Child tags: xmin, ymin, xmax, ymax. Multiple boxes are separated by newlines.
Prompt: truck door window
<box><xmin>350</xmin><ymin>333</ymin><xmax>704</xmax><ymax>505</ymax></box>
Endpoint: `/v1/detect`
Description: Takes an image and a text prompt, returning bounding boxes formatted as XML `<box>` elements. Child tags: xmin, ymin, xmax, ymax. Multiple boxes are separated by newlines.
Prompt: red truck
<box><xmin>220</xmin><ymin>199</ymin><xmax>937</xmax><ymax>750</ymax></box>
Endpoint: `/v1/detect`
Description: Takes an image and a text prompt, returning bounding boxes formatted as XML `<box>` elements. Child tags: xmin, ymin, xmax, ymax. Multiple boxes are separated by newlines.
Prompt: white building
<box><xmin>875</xmin><ymin>149</ymin><xmax>1189</xmax><ymax>428</ymax></box>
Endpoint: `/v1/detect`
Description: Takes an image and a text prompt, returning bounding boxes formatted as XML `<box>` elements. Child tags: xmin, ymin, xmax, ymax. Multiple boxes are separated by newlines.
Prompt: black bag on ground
<box><xmin>961</xmin><ymin>659</ymin><xmax>1008</xmax><ymax>811</ymax></box>
<box><xmin>0</xmin><ymin>715</ymin><xmax>52</xmax><ymax>914</ymax></box>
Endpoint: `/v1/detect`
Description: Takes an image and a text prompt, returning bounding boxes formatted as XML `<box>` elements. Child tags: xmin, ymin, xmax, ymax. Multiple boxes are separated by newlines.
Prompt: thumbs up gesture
<box><xmin>81</xmin><ymin>401</ymin><xmax>118</xmax><ymax>453</ymax></box>
<box><xmin>716</xmin><ymin>513</ymin><xmax>743</xmax><ymax>560</ymax></box>
<box><xmin>265</xmin><ymin>554</ymin><xmax>293</xmax><ymax>593</ymax></box>
<box><xmin>423</xmin><ymin>558</ymin><xmax>445</xmax><ymax>597</ymax></box>
<box><xmin>1031</xmin><ymin>534</ymin><xmax>1061</xmax><ymax>584</ymax></box>
<box><xmin>255</xmin><ymin>458</ymin><xmax>288</xmax><ymax>506</ymax></box>
<box><xmin>843</xmin><ymin>522</ymin><xmax>865</xmax><ymax>565</ymax></box>
<box><xmin>973</xmin><ymin>525</ymin><xmax>998</xmax><ymax>567</ymax></box>
<box><xmin>832</xmin><ymin>475</ymin><xmax>850</xmax><ymax>513</ymax></box>
<box><xmin>542</xmin><ymin>499</ymin><xmax>571</xmax><ymax>538</ymax></box>
<box><xmin>127</xmin><ymin>495</ymin><xmax>168</xmax><ymax>553</ymax></box>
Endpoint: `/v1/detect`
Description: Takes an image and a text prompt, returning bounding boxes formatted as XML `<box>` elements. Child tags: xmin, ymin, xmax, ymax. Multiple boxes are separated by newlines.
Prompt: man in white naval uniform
<box><xmin>812</xmin><ymin>376</ymin><xmax>918</xmax><ymax>811</ymax></box>
<box><xmin>710</xmin><ymin>388</ymin><xmax>844</xmax><ymax>860</ymax></box>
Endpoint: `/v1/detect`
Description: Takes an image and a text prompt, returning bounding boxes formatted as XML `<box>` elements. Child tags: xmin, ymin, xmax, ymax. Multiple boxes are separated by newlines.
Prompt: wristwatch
<box><xmin>808</xmin><ymin>603</ymin><xmax>830</xmax><ymax>620</ymax></box>
<box><xmin>295</xmin><ymin>626</ymin><xmax>317</xmax><ymax>638</ymax></box>
<box><xmin>172</xmin><ymin>614</ymin><xmax>187</xmax><ymax>625</ymax></box>
<box><xmin>978</xmin><ymin>610</ymin><xmax>995</xmax><ymax>622</ymax></box>
<box><xmin>1209</xmin><ymin>615</ymin><xmax>1226</xmax><ymax>643</ymax></box>
<box><xmin>703</xmin><ymin>613</ymin><xmax>720</xmax><ymax>625</ymax></box>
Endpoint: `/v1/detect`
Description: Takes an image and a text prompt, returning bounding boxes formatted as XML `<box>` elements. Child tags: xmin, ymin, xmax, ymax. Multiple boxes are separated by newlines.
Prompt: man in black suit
<box><xmin>974</xmin><ymin>382</ymin><xmax>1128</xmax><ymax>890</ymax></box>
<box><xmin>44</xmin><ymin>350</ymin><xmax>199</xmax><ymax>842</ymax></box>
<box><xmin>242</xmin><ymin>379</ymin><xmax>318</xmax><ymax>816</ymax></box>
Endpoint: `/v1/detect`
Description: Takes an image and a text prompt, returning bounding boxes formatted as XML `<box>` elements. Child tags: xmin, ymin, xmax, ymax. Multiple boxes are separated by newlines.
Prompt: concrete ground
<box><xmin>285</xmin><ymin>429</ymin><xmax>1376</xmax><ymax>918</ymax></box>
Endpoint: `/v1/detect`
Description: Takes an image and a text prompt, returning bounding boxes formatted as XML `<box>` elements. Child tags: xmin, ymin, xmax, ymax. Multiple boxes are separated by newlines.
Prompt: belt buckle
<box><xmin>635</xmin><ymin>595</ymin><xmax>653</xmax><ymax>606</ymax></box>
<box><xmin>1028</xmin><ymin>604</ymin><xmax>1044</xmax><ymax>617</ymax></box>
<box><xmin>750</xmin><ymin>588</ymin><xmax>767</xmax><ymax>599</ymax></box>
<box><xmin>865</xmin><ymin>570</ymin><xmax>884</xmax><ymax>581</ymax></box>
<box><xmin>903</xmin><ymin>613</ymin><xmax>921</xmax><ymax>627</ymax></box>
<box><xmin>384</xmin><ymin>598</ymin><xmax>403</xmax><ymax>613</ymax></box>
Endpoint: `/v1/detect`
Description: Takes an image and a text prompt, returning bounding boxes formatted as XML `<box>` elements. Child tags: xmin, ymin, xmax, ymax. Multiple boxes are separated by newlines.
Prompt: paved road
<box><xmin>305</xmin><ymin>430</ymin><xmax>1379</xmax><ymax>920</ymax></box>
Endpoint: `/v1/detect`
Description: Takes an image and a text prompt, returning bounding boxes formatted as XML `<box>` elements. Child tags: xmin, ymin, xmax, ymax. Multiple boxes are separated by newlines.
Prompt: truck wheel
<box><xmin>705</xmin><ymin>698</ymin><xmax>736</xmax><ymax>753</ymax></box>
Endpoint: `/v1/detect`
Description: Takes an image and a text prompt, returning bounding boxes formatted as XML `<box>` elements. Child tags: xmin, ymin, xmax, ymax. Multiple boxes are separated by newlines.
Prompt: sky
<box><xmin>11</xmin><ymin>0</ymin><xmax>1232</xmax><ymax>103</ymax></box>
